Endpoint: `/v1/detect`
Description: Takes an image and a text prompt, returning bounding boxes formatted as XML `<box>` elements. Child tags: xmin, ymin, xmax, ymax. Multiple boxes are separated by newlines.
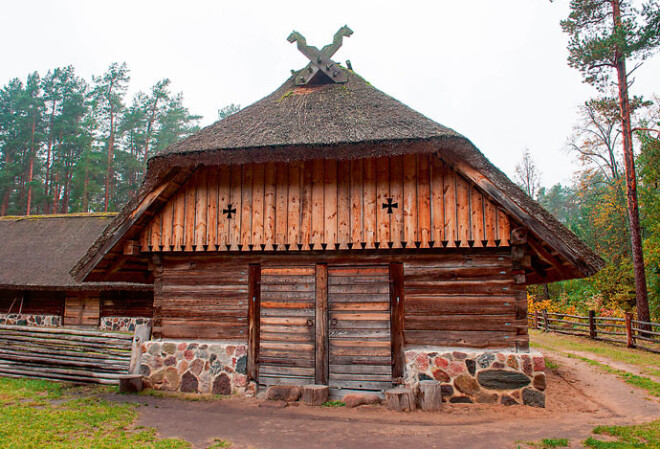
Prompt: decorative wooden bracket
<box><xmin>288</xmin><ymin>25</ymin><xmax>353</xmax><ymax>85</ymax></box>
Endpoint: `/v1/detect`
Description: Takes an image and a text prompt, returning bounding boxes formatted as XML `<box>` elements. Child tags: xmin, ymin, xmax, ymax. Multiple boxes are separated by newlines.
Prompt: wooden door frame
<box><xmin>390</xmin><ymin>262</ymin><xmax>405</xmax><ymax>381</ymax></box>
<box><xmin>315</xmin><ymin>263</ymin><xmax>329</xmax><ymax>385</ymax></box>
<box><xmin>247</xmin><ymin>264</ymin><xmax>261</xmax><ymax>382</ymax></box>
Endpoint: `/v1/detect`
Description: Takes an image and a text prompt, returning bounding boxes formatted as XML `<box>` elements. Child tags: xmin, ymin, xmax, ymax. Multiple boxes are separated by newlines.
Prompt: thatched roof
<box><xmin>72</xmin><ymin>69</ymin><xmax>604</xmax><ymax>282</ymax></box>
<box><xmin>0</xmin><ymin>214</ymin><xmax>151</xmax><ymax>291</ymax></box>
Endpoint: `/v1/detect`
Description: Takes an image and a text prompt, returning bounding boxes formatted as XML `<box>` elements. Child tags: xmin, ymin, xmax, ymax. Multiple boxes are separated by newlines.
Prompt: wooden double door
<box><xmin>251</xmin><ymin>264</ymin><xmax>401</xmax><ymax>393</ymax></box>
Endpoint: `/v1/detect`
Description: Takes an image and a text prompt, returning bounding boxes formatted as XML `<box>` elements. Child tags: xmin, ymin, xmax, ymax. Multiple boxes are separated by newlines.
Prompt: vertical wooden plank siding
<box><xmin>471</xmin><ymin>187</ymin><xmax>484</xmax><ymax>246</ymax></box>
<box><xmin>430</xmin><ymin>155</ymin><xmax>445</xmax><ymax>245</ymax></box>
<box><xmin>275</xmin><ymin>162</ymin><xmax>288</xmax><ymax>249</ymax></box>
<box><xmin>455</xmin><ymin>175</ymin><xmax>470</xmax><ymax>247</ymax></box>
<box><xmin>324</xmin><ymin>159</ymin><xmax>338</xmax><ymax>248</ymax></box>
<box><xmin>350</xmin><ymin>159</ymin><xmax>363</xmax><ymax>247</ymax></box>
<box><xmin>403</xmin><ymin>154</ymin><xmax>417</xmax><ymax>246</ymax></box>
<box><xmin>363</xmin><ymin>158</ymin><xmax>377</xmax><ymax>248</ymax></box>
<box><xmin>240</xmin><ymin>164</ymin><xmax>253</xmax><ymax>249</ymax></box>
<box><xmin>389</xmin><ymin>156</ymin><xmax>404</xmax><ymax>247</ymax></box>
<box><xmin>417</xmin><ymin>154</ymin><xmax>431</xmax><ymax>248</ymax></box>
<box><xmin>247</xmin><ymin>264</ymin><xmax>261</xmax><ymax>381</ymax></box>
<box><xmin>390</xmin><ymin>262</ymin><xmax>405</xmax><ymax>380</ymax></box>
<box><xmin>194</xmin><ymin>169</ymin><xmax>208</xmax><ymax>250</ymax></box>
<box><xmin>217</xmin><ymin>165</ymin><xmax>231</xmax><ymax>250</ymax></box>
<box><xmin>300</xmin><ymin>161</ymin><xmax>313</xmax><ymax>250</ymax></box>
<box><xmin>172</xmin><ymin>190</ymin><xmax>185</xmax><ymax>251</ymax></box>
<box><xmin>206</xmin><ymin>166</ymin><xmax>219</xmax><ymax>250</ymax></box>
<box><xmin>376</xmin><ymin>157</ymin><xmax>390</xmax><ymax>246</ymax></box>
<box><xmin>336</xmin><ymin>160</ymin><xmax>351</xmax><ymax>250</ymax></box>
<box><xmin>311</xmin><ymin>159</ymin><xmax>325</xmax><ymax>249</ymax></box>
<box><xmin>287</xmin><ymin>162</ymin><xmax>301</xmax><ymax>249</ymax></box>
<box><xmin>141</xmin><ymin>157</ymin><xmax>512</xmax><ymax>252</ymax></box>
<box><xmin>263</xmin><ymin>163</ymin><xmax>276</xmax><ymax>251</ymax></box>
<box><xmin>251</xmin><ymin>164</ymin><xmax>264</xmax><ymax>248</ymax></box>
<box><xmin>184</xmin><ymin>172</ymin><xmax>197</xmax><ymax>250</ymax></box>
<box><xmin>315</xmin><ymin>263</ymin><xmax>329</xmax><ymax>385</ymax></box>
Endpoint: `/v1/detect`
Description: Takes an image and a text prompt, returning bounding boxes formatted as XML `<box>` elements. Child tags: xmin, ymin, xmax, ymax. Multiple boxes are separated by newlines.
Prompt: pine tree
<box><xmin>561</xmin><ymin>0</ymin><xmax>660</xmax><ymax>324</ymax></box>
<box><xmin>92</xmin><ymin>62</ymin><xmax>129</xmax><ymax>212</ymax></box>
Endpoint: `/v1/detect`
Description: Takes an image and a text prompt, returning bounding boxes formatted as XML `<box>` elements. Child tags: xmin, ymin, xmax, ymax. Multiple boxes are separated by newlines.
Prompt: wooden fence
<box><xmin>0</xmin><ymin>324</ymin><xmax>134</xmax><ymax>384</ymax></box>
<box><xmin>529</xmin><ymin>310</ymin><xmax>660</xmax><ymax>355</ymax></box>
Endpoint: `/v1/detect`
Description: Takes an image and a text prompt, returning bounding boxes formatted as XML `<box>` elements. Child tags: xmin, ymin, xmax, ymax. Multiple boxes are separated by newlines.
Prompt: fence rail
<box><xmin>529</xmin><ymin>309</ymin><xmax>660</xmax><ymax>355</ymax></box>
<box><xmin>0</xmin><ymin>324</ymin><xmax>134</xmax><ymax>384</ymax></box>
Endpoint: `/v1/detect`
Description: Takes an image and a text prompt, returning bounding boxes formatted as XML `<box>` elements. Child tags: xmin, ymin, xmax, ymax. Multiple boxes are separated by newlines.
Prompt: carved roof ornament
<box><xmin>288</xmin><ymin>25</ymin><xmax>353</xmax><ymax>86</ymax></box>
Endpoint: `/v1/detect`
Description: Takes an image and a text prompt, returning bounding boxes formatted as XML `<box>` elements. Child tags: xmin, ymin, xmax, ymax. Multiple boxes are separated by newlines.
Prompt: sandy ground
<box><xmin>105</xmin><ymin>350</ymin><xmax>660</xmax><ymax>449</ymax></box>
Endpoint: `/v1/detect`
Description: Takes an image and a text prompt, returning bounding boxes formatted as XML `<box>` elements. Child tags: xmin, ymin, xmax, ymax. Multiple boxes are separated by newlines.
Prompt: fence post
<box><xmin>625</xmin><ymin>312</ymin><xmax>635</xmax><ymax>349</ymax></box>
<box><xmin>588</xmin><ymin>310</ymin><xmax>596</xmax><ymax>340</ymax></box>
<box><xmin>543</xmin><ymin>309</ymin><xmax>549</xmax><ymax>332</ymax></box>
<box><xmin>534</xmin><ymin>311</ymin><xmax>540</xmax><ymax>329</ymax></box>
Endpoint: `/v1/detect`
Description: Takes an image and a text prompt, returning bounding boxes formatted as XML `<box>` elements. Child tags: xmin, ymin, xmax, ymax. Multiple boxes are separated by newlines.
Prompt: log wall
<box><xmin>151</xmin><ymin>252</ymin><xmax>529</xmax><ymax>351</ymax></box>
<box><xmin>140</xmin><ymin>154</ymin><xmax>512</xmax><ymax>253</ymax></box>
<box><xmin>0</xmin><ymin>290</ymin><xmax>65</xmax><ymax>316</ymax></box>
<box><xmin>100</xmin><ymin>291</ymin><xmax>154</xmax><ymax>318</ymax></box>
<box><xmin>153</xmin><ymin>259</ymin><xmax>248</xmax><ymax>340</ymax></box>
<box><xmin>403</xmin><ymin>254</ymin><xmax>527</xmax><ymax>349</ymax></box>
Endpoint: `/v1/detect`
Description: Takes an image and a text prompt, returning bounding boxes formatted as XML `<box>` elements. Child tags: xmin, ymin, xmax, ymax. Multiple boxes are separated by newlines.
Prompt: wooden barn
<box><xmin>69</xmin><ymin>31</ymin><xmax>602</xmax><ymax>404</ymax></box>
<box><xmin>0</xmin><ymin>214</ymin><xmax>153</xmax><ymax>331</ymax></box>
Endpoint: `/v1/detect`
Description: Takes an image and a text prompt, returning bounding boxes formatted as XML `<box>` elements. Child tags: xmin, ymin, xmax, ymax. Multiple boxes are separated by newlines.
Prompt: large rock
<box><xmin>266</xmin><ymin>385</ymin><xmax>302</xmax><ymax>402</ymax></box>
<box><xmin>179</xmin><ymin>371</ymin><xmax>199</xmax><ymax>393</ymax></box>
<box><xmin>454</xmin><ymin>374</ymin><xmax>480</xmax><ymax>395</ymax></box>
<box><xmin>522</xmin><ymin>388</ymin><xmax>545</xmax><ymax>408</ymax></box>
<box><xmin>212</xmin><ymin>373</ymin><xmax>231</xmax><ymax>395</ymax></box>
<box><xmin>533</xmin><ymin>374</ymin><xmax>546</xmax><ymax>391</ymax></box>
<box><xmin>477</xmin><ymin>370</ymin><xmax>531</xmax><ymax>390</ymax></box>
<box><xmin>343</xmin><ymin>393</ymin><xmax>381</xmax><ymax>408</ymax></box>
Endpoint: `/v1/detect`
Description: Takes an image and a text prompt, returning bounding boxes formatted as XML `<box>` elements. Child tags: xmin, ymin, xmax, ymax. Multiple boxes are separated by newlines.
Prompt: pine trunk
<box><xmin>43</xmin><ymin>101</ymin><xmax>56</xmax><ymax>212</ymax></box>
<box><xmin>26</xmin><ymin>117</ymin><xmax>36</xmax><ymax>215</ymax></box>
<box><xmin>612</xmin><ymin>0</ymin><xmax>650</xmax><ymax>326</ymax></box>
<box><xmin>104</xmin><ymin>112</ymin><xmax>115</xmax><ymax>212</ymax></box>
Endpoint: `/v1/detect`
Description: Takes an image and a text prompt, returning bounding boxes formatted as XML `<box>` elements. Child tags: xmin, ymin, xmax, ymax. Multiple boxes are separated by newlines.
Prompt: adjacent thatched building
<box><xmin>0</xmin><ymin>214</ymin><xmax>153</xmax><ymax>331</ymax></box>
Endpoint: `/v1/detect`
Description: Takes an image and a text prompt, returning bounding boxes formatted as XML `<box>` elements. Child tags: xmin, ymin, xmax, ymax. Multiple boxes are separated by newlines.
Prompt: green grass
<box><xmin>584</xmin><ymin>420</ymin><xmax>660</xmax><ymax>448</ymax></box>
<box><xmin>321</xmin><ymin>400</ymin><xmax>345</xmax><ymax>407</ymax></box>
<box><xmin>207</xmin><ymin>439</ymin><xmax>232</xmax><ymax>448</ymax></box>
<box><xmin>545</xmin><ymin>359</ymin><xmax>560</xmax><ymax>370</ymax></box>
<box><xmin>0</xmin><ymin>377</ymin><xmax>191</xmax><ymax>448</ymax></box>
<box><xmin>531</xmin><ymin>330</ymin><xmax>660</xmax><ymax>378</ymax></box>
<box><xmin>517</xmin><ymin>438</ymin><xmax>570</xmax><ymax>448</ymax></box>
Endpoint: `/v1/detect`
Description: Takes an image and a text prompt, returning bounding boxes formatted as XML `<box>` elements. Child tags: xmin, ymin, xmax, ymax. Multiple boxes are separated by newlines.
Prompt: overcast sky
<box><xmin>1</xmin><ymin>0</ymin><xmax>659</xmax><ymax>187</ymax></box>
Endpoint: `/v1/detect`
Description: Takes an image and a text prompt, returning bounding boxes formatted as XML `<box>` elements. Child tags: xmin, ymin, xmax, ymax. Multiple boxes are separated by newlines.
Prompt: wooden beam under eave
<box><xmin>75</xmin><ymin>168</ymin><xmax>193</xmax><ymax>282</ymax></box>
<box><xmin>438</xmin><ymin>153</ymin><xmax>592</xmax><ymax>276</ymax></box>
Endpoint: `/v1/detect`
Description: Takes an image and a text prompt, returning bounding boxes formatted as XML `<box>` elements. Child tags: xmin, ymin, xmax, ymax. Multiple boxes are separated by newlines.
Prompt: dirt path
<box><xmin>106</xmin><ymin>351</ymin><xmax>660</xmax><ymax>449</ymax></box>
<box><xmin>561</xmin><ymin>349</ymin><xmax>660</xmax><ymax>383</ymax></box>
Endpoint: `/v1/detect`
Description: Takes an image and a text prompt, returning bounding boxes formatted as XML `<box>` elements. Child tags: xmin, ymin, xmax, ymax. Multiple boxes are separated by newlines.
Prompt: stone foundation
<box><xmin>99</xmin><ymin>317</ymin><xmax>152</xmax><ymax>332</ymax></box>
<box><xmin>0</xmin><ymin>314</ymin><xmax>61</xmax><ymax>327</ymax></box>
<box><xmin>404</xmin><ymin>348</ymin><xmax>546</xmax><ymax>407</ymax></box>
<box><xmin>139</xmin><ymin>340</ymin><xmax>248</xmax><ymax>395</ymax></box>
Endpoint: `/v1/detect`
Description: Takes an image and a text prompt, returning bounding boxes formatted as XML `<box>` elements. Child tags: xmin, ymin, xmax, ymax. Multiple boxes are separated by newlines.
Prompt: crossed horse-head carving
<box><xmin>287</xmin><ymin>26</ymin><xmax>353</xmax><ymax>86</ymax></box>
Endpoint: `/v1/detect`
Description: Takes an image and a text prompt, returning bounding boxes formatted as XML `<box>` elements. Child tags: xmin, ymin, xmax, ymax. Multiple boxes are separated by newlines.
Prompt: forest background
<box><xmin>1</xmin><ymin>2</ymin><xmax>659</xmax><ymax>321</ymax></box>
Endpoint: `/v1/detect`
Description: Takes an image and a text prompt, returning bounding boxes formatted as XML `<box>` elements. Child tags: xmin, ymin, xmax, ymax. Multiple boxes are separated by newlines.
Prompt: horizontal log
<box><xmin>0</xmin><ymin>368</ymin><xmax>120</xmax><ymax>385</ymax></box>
<box><xmin>329</xmin><ymin>302</ymin><xmax>390</xmax><ymax>312</ymax></box>
<box><xmin>0</xmin><ymin>360</ymin><xmax>127</xmax><ymax>379</ymax></box>
<box><xmin>404</xmin><ymin>266</ymin><xmax>510</xmax><ymax>282</ymax></box>
<box><xmin>329</xmin><ymin>364</ymin><xmax>392</xmax><ymax>375</ymax></box>
<box><xmin>404</xmin><ymin>316</ymin><xmax>524</xmax><ymax>332</ymax></box>
<box><xmin>329</xmin><ymin>329</ymin><xmax>391</xmax><ymax>339</ymax></box>
<box><xmin>0</xmin><ymin>324</ymin><xmax>133</xmax><ymax>340</ymax></box>
<box><xmin>0</xmin><ymin>335</ymin><xmax>131</xmax><ymax>352</ymax></box>
<box><xmin>257</xmin><ymin>357</ymin><xmax>315</xmax><ymax>368</ymax></box>
<box><xmin>329</xmin><ymin>372</ymin><xmax>392</xmax><ymax>382</ymax></box>
<box><xmin>0</xmin><ymin>351</ymin><xmax>129</xmax><ymax>372</ymax></box>
<box><xmin>258</xmin><ymin>366</ymin><xmax>315</xmax><ymax>377</ymax></box>
<box><xmin>0</xmin><ymin>340</ymin><xmax>131</xmax><ymax>362</ymax></box>
<box><xmin>404</xmin><ymin>330</ymin><xmax>520</xmax><ymax>348</ymax></box>
<box><xmin>260</xmin><ymin>332</ymin><xmax>315</xmax><ymax>343</ymax></box>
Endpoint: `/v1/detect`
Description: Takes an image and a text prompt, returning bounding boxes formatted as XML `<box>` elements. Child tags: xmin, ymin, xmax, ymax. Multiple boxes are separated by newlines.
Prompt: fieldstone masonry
<box><xmin>99</xmin><ymin>317</ymin><xmax>152</xmax><ymax>332</ymax></box>
<box><xmin>404</xmin><ymin>348</ymin><xmax>546</xmax><ymax>407</ymax></box>
<box><xmin>0</xmin><ymin>314</ymin><xmax>61</xmax><ymax>327</ymax></box>
<box><xmin>139</xmin><ymin>340</ymin><xmax>248</xmax><ymax>395</ymax></box>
